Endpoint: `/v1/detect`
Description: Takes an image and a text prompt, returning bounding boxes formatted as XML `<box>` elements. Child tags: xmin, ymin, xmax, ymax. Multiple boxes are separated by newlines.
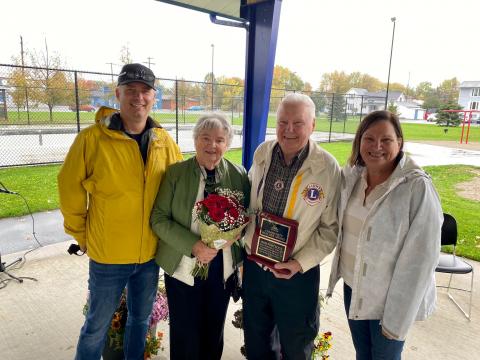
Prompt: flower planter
<box><xmin>102</xmin><ymin>341</ymin><xmax>124</xmax><ymax>360</ymax></box>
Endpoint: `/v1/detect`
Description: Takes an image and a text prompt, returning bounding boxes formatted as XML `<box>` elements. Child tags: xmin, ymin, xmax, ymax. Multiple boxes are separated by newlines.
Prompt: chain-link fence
<box><xmin>0</xmin><ymin>64</ymin><xmax>386</xmax><ymax>167</ymax></box>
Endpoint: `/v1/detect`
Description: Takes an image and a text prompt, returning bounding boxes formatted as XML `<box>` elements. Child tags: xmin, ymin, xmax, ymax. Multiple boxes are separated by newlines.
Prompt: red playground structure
<box><xmin>441</xmin><ymin>109</ymin><xmax>480</xmax><ymax>144</ymax></box>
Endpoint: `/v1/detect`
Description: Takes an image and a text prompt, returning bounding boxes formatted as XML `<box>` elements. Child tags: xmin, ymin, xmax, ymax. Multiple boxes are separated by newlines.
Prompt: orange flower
<box><xmin>111</xmin><ymin>319</ymin><xmax>121</xmax><ymax>331</ymax></box>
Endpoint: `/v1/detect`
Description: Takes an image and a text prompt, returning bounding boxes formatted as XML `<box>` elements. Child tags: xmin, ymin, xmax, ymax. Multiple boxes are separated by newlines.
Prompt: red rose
<box><xmin>227</xmin><ymin>207</ymin><xmax>239</xmax><ymax>219</ymax></box>
<box><xmin>209</xmin><ymin>208</ymin><xmax>225</xmax><ymax>222</ymax></box>
<box><xmin>204</xmin><ymin>194</ymin><xmax>229</xmax><ymax>212</ymax></box>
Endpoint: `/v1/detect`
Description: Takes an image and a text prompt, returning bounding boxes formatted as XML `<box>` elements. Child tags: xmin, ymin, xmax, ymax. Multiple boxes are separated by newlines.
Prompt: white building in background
<box><xmin>458</xmin><ymin>81</ymin><xmax>480</xmax><ymax>120</ymax></box>
<box><xmin>345</xmin><ymin>88</ymin><xmax>425</xmax><ymax>120</ymax></box>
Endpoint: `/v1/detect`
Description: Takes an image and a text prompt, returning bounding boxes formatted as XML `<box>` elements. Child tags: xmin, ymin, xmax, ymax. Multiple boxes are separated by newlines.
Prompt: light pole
<box><xmin>211</xmin><ymin>44</ymin><xmax>214</xmax><ymax>111</ymax></box>
<box><xmin>385</xmin><ymin>17</ymin><xmax>396</xmax><ymax>110</ymax></box>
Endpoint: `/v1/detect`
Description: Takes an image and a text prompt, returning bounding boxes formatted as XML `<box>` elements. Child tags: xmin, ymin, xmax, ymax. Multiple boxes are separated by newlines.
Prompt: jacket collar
<box><xmin>254</xmin><ymin>138</ymin><xmax>327</xmax><ymax>175</ymax></box>
<box><xmin>343</xmin><ymin>153</ymin><xmax>428</xmax><ymax>194</ymax></box>
<box><xmin>106</xmin><ymin>112</ymin><xmax>161</xmax><ymax>132</ymax></box>
<box><xmin>193</xmin><ymin>156</ymin><xmax>227</xmax><ymax>182</ymax></box>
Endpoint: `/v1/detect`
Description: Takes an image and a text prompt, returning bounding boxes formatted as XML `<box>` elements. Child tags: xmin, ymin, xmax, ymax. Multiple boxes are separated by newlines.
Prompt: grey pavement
<box><xmin>0</xmin><ymin>241</ymin><xmax>478</xmax><ymax>359</ymax></box>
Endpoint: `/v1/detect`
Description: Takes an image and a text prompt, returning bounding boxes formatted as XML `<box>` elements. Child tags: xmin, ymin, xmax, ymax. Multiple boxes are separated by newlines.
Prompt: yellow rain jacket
<box><xmin>58</xmin><ymin>107</ymin><xmax>182</xmax><ymax>264</ymax></box>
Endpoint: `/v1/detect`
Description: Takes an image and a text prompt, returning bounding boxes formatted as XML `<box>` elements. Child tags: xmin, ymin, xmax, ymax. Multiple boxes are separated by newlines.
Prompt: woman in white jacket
<box><xmin>327</xmin><ymin>110</ymin><xmax>443</xmax><ymax>360</ymax></box>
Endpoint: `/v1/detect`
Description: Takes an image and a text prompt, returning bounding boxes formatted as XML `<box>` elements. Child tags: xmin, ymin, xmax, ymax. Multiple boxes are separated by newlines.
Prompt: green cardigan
<box><xmin>150</xmin><ymin>156</ymin><xmax>251</xmax><ymax>275</ymax></box>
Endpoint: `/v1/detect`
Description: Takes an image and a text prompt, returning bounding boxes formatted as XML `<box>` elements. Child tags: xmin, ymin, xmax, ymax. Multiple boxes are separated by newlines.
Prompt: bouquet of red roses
<box><xmin>191</xmin><ymin>188</ymin><xmax>249</xmax><ymax>279</ymax></box>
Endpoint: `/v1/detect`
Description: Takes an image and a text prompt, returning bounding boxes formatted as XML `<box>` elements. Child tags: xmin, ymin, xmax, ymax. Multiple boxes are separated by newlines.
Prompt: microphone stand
<box><xmin>0</xmin><ymin>252</ymin><xmax>25</xmax><ymax>283</ymax></box>
<box><xmin>0</xmin><ymin>181</ymin><xmax>39</xmax><ymax>289</ymax></box>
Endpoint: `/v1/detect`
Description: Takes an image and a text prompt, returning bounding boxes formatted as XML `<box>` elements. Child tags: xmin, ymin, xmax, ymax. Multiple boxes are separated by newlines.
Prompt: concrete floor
<box><xmin>0</xmin><ymin>240</ymin><xmax>478</xmax><ymax>360</ymax></box>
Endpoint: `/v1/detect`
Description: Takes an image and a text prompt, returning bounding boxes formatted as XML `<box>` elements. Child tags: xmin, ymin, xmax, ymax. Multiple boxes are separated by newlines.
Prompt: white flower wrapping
<box><xmin>191</xmin><ymin>221</ymin><xmax>249</xmax><ymax>279</ymax></box>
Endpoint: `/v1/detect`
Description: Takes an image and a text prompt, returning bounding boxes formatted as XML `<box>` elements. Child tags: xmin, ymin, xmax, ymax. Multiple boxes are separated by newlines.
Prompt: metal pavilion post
<box><xmin>241</xmin><ymin>0</ymin><xmax>283</xmax><ymax>169</ymax></box>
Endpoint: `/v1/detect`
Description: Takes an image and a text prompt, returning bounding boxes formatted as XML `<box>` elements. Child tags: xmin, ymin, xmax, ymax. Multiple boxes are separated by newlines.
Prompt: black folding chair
<box><xmin>435</xmin><ymin>213</ymin><xmax>474</xmax><ymax>320</ymax></box>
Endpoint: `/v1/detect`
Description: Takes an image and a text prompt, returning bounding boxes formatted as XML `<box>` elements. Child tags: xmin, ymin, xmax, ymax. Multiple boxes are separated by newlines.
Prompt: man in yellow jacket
<box><xmin>58</xmin><ymin>63</ymin><xmax>182</xmax><ymax>360</ymax></box>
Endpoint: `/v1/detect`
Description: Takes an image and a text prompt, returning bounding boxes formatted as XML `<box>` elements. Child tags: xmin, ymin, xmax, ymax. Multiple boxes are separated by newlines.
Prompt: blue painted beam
<box><xmin>241</xmin><ymin>0</ymin><xmax>282</xmax><ymax>169</ymax></box>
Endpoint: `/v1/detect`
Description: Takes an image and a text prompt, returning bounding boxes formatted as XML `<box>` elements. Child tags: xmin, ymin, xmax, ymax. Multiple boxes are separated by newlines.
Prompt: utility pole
<box><xmin>385</xmin><ymin>17</ymin><xmax>396</xmax><ymax>109</ymax></box>
<box><xmin>143</xmin><ymin>57</ymin><xmax>156</xmax><ymax>69</ymax></box>
<box><xmin>406</xmin><ymin>71</ymin><xmax>411</xmax><ymax>98</ymax></box>
<box><xmin>211</xmin><ymin>44</ymin><xmax>214</xmax><ymax>111</ymax></box>
<box><xmin>106</xmin><ymin>62</ymin><xmax>119</xmax><ymax>106</ymax></box>
<box><xmin>105</xmin><ymin>62</ymin><xmax>118</xmax><ymax>84</ymax></box>
<box><xmin>20</xmin><ymin>35</ymin><xmax>30</xmax><ymax>124</ymax></box>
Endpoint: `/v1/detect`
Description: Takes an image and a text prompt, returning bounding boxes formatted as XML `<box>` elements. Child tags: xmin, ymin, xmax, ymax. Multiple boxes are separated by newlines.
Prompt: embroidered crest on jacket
<box><xmin>302</xmin><ymin>183</ymin><xmax>324</xmax><ymax>205</ymax></box>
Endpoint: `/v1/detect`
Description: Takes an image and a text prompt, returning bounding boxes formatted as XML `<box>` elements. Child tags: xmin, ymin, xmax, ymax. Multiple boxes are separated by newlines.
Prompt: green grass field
<box><xmin>1</xmin><ymin>142</ymin><xmax>478</xmax><ymax>260</ymax></box>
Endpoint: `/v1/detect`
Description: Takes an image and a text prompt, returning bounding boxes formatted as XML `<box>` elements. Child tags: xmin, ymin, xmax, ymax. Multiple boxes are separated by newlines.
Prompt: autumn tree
<box><xmin>317</xmin><ymin>71</ymin><xmax>385</xmax><ymax>94</ymax></box>
<box><xmin>388</xmin><ymin>82</ymin><xmax>407</xmax><ymax>93</ymax></box>
<box><xmin>28</xmin><ymin>49</ymin><xmax>72</xmax><ymax>122</ymax></box>
<box><xmin>437</xmin><ymin>77</ymin><xmax>459</xmax><ymax>103</ymax></box>
<box><xmin>422</xmin><ymin>91</ymin><xmax>442</xmax><ymax>112</ymax></box>
<box><xmin>269</xmin><ymin>65</ymin><xmax>305</xmax><ymax>111</ymax></box>
<box><xmin>176</xmin><ymin>78</ymin><xmax>202</xmax><ymax>110</ymax></box>
<box><xmin>416</xmin><ymin>79</ymin><xmax>459</xmax><ymax>113</ymax></box>
<box><xmin>8</xmin><ymin>67</ymin><xmax>31</xmax><ymax>114</ymax></box>
<box><xmin>215</xmin><ymin>76</ymin><xmax>244</xmax><ymax>112</ymax></box>
<box><xmin>347</xmin><ymin>72</ymin><xmax>383</xmax><ymax>92</ymax></box>
<box><xmin>67</xmin><ymin>78</ymin><xmax>97</xmax><ymax>110</ymax></box>
<box><xmin>319</xmin><ymin>71</ymin><xmax>351</xmax><ymax>93</ymax></box>
<box><xmin>415</xmin><ymin>81</ymin><xmax>434</xmax><ymax>100</ymax></box>
<box><xmin>203</xmin><ymin>72</ymin><xmax>217</xmax><ymax>110</ymax></box>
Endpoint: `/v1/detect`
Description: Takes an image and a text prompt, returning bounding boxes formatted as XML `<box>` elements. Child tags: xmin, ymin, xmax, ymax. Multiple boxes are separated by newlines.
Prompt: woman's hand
<box><xmin>192</xmin><ymin>240</ymin><xmax>218</xmax><ymax>264</ymax></box>
<box><xmin>381</xmin><ymin>327</ymin><xmax>397</xmax><ymax>340</ymax></box>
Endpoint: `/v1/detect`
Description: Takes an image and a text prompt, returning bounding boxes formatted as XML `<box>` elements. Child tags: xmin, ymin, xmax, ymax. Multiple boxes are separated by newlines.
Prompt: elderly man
<box><xmin>58</xmin><ymin>63</ymin><xmax>182</xmax><ymax>360</ymax></box>
<box><xmin>243</xmin><ymin>93</ymin><xmax>341</xmax><ymax>359</ymax></box>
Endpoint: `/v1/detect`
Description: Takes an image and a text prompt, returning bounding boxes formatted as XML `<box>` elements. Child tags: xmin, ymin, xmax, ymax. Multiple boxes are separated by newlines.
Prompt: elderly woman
<box><xmin>327</xmin><ymin>110</ymin><xmax>443</xmax><ymax>360</ymax></box>
<box><xmin>150</xmin><ymin>113</ymin><xmax>250</xmax><ymax>360</ymax></box>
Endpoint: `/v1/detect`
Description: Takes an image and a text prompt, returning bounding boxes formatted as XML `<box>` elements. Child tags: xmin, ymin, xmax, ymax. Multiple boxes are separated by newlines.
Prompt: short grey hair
<box><xmin>277</xmin><ymin>93</ymin><xmax>315</xmax><ymax>120</ymax></box>
<box><xmin>192</xmin><ymin>113</ymin><xmax>234</xmax><ymax>147</ymax></box>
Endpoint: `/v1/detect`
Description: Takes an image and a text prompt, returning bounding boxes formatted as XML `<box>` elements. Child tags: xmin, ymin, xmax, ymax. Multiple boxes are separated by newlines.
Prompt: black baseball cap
<box><xmin>117</xmin><ymin>63</ymin><xmax>156</xmax><ymax>90</ymax></box>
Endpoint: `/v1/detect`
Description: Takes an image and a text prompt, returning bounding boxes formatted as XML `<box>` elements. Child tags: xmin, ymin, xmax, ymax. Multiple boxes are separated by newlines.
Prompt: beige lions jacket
<box><xmin>244</xmin><ymin>139</ymin><xmax>341</xmax><ymax>272</ymax></box>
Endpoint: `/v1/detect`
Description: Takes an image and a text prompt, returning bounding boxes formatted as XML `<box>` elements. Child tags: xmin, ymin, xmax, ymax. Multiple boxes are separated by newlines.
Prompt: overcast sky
<box><xmin>2</xmin><ymin>0</ymin><xmax>479</xmax><ymax>88</ymax></box>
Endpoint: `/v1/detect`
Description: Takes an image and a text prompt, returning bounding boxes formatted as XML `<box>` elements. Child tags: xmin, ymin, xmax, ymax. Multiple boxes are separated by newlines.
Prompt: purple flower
<box><xmin>149</xmin><ymin>291</ymin><xmax>169</xmax><ymax>327</ymax></box>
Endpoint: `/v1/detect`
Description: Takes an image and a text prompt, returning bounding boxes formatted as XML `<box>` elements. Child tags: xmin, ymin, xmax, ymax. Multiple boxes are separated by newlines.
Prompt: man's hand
<box><xmin>271</xmin><ymin>259</ymin><xmax>303</xmax><ymax>279</ymax></box>
<box><xmin>192</xmin><ymin>240</ymin><xmax>218</xmax><ymax>264</ymax></box>
<box><xmin>79</xmin><ymin>244</ymin><xmax>87</xmax><ymax>252</ymax></box>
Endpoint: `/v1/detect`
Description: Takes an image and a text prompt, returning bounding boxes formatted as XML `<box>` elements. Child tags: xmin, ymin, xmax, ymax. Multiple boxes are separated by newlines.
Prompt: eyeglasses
<box><xmin>118</xmin><ymin>71</ymin><xmax>156</xmax><ymax>82</ymax></box>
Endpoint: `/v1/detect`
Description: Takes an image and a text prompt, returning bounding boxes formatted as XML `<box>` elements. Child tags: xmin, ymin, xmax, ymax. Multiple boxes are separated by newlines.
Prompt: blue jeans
<box><xmin>343</xmin><ymin>283</ymin><xmax>405</xmax><ymax>360</ymax></box>
<box><xmin>75</xmin><ymin>259</ymin><xmax>159</xmax><ymax>360</ymax></box>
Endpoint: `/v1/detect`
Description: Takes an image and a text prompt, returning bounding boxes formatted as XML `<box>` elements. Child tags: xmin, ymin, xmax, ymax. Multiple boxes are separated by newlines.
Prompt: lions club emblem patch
<box><xmin>302</xmin><ymin>183</ymin><xmax>324</xmax><ymax>206</ymax></box>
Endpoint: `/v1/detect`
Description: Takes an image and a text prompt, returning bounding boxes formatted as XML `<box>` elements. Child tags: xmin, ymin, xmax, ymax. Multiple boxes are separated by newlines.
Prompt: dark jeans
<box><xmin>343</xmin><ymin>283</ymin><xmax>405</xmax><ymax>360</ymax></box>
<box><xmin>243</xmin><ymin>258</ymin><xmax>320</xmax><ymax>360</ymax></box>
<box><xmin>164</xmin><ymin>251</ymin><xmax>231</xmax><ymax>360</ymax></box>
<box><xmin>76</xmin><ymin>259</ymin><xmax>159</xmax><ymax>360</ymax></box>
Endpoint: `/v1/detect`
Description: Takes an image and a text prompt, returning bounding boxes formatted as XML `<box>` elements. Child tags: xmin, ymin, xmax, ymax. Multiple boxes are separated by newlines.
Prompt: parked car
<box><xmin>69</xmin><ymin>104</ymin><xmax>96</xmax><ymax>112</ymax></box>
<box><xmin>186</xmin><ymin>105</ymin><xmax>205</xmax><ymax>111</ymax></box>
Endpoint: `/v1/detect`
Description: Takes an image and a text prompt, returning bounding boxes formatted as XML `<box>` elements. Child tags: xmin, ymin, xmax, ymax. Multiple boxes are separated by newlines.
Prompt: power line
<box><xmin>143</xmin><ymin>57</ymin><xmax>155</xmax><ymax>69</ymax></box>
